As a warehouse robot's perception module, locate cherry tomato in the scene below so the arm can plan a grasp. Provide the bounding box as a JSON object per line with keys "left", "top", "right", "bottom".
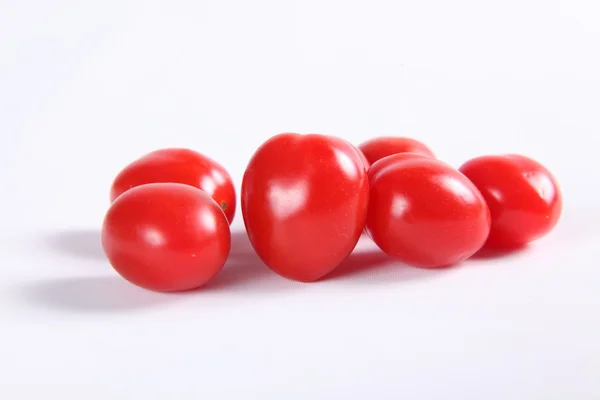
{"left": 367, "top": 152, "right": 431, "bottom": 178}
{"left": 358, "top": 136, "right": 435, "bottom": 166}
{"left": 459, "top": 154, "right": 562, "bottom": 249}
{"left": 242, "top": 133, "right": 369, "bottom": 282}
{"left": 110, "top": 148, "right": 236, "bottom": 224}
{"left": 102, "top": 183, "right": 230, "bottom": 292}
{"left": 367, "top": 157, "right": 491, "bottom": 268}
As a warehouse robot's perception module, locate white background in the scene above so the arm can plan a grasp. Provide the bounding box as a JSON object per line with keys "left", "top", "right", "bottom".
{"left": 1, "top": 0, "right": 599, "bottom": 398}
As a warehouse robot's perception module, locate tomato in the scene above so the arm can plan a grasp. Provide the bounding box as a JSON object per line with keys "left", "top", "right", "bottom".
{"left": 367, "top": 157, "right": 491, "bottom": 268}
{"left": 241, "top": 133, "right": 369, "bottom": 282}
{"left": 366, "top": 152, "right": 431, "bottom": 178}
{"left": 358, "top": 136, "right": 435, "bottom": 166}
{"left": 101, "top": 183, "right": 230, "bottom": 292}
{"left": 110, "top": 148, "right": 236, "bottom": 224}
{"left": 459, "top": 154, "right": 562, "bottom": 249}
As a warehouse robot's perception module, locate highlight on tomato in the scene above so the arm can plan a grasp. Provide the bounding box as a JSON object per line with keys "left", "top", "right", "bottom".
{"left": 241, "top": 133, "right": 369, "bottom": 282}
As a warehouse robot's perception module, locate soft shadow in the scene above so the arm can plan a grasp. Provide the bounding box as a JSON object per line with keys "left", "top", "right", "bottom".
{"left": 42, "top": 229, "right": 104, "bottom": 260}
{"left": 19, "top": 276, "right": 174, "bottom": 313}
{"left": 202, "top": 231, "right": 301, "bottom": 293}
{"left": 226, "top": 230, "right": 260, "bottom": 261}
{"left": 470, "top": 244, "right": 529, "bottom": 260}
{"left": 324, "top": 250, "right": 394, "bottom": 280}
{"left": 323, "top": 248, "right": 451, "bottom": 284}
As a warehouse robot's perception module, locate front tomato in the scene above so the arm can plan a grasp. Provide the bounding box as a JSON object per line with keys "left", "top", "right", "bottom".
{"left": 102, "top": 183, "right": 231, "bottom": 292}
{"left": 367, "top": 157, "right": 491, "bottom": 268}
{"left": 242, "top": 133, "right": 369, "bottom": 282}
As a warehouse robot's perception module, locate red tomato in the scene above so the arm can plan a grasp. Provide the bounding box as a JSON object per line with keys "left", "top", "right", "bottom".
{"left": 359, "top": 136, "right": 435, "bottom": 166}
{"left": 367, "top": 158, "right": 491, "bottom": 268}
{"left": 242, "top": 133, "right": 369, "bottom": 282}
{"left": 102, "top": 183, "right": 230, "bottom": 292}
{"left": 367, "top": 152, "right": 431, "bottom": 178}
{"left": 110, "top": 148, "right": 236, "bottom": 224}
{"left": 459, "top": 154, "right": 562, "bottom": 249}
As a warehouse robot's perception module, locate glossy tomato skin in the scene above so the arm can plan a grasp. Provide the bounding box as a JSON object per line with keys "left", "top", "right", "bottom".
{"left": 102, "top": 183, "right": 230, "bottom": 292}
{"left": 359, "top": 137, "right": 435, "bottom": 166}
{"left": 367, "top": 158, "right": 491, "bottom": 268}
{"left": 459, "top": 154, "right": 562, "bottom": 249}
{"left": 110, "top": 148, "right": 236, "bottom": 224}
{"left": 242, "top": 133, "right": 369, "bottom": 282}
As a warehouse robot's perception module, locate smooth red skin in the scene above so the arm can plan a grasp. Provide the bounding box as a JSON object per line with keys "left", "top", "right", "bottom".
{"left": 102, "top": 183, "right": 231, "bottom": 292}
{"left": 459, "top": 154, "right": 562, "bottom": 249}
{"left": 367, "top": 158, "right": 491, "bottom": 268}
{"left": 359, "top": 137, "right": 435, "bottom": 166}
{"left": 110, "top": 148, "right": 236, "bottom": 224}
{"left": 242, "top": 133, "right": 369, "bottom": 282}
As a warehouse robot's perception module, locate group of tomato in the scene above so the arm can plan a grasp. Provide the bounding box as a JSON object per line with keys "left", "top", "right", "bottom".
{"left": 101, "top": 134, "right": 562, "bottom": 292}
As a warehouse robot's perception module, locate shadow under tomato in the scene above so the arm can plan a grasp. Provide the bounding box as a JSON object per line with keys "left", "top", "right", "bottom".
{"left": 18, "top": 276, "right": 175, "bottom": 313}
{"left": 216, "top": 233, "right": 454, "bottom": 287}
{"left": 202, "top": 231, "right": 302, "bottom": 293}
{"left": 321, "top": 244, "right": 453, "bottom": 285}
{"left": 469, "top": 244, "right": 529, "bottom": 260}
{"left": 25, "top": 229, "right": 454, "bottom": 313}
{"left": 323, "top": 250, "right": 394, "bottom": 280}
{"left": 41, "top": 229, "right": 105, "bottom": 261}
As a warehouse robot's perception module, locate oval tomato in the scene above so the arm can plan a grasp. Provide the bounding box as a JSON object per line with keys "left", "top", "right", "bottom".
{"left": 110, "top": 148, "right": 236, "bottom": 224}
{"left": 459, "top": 154, "right": 562, "bottom": 248}
{"left": 242, "top": 133, "right": 369, "bottom": 282}
{"left": 367, "top": 157, "right": 491, "bottom": 268}
{"left": 102, "top": 183, "right": 230, "bottom": 292}
{"left": 359, "top": 136, "right": 435, "bottom": 166}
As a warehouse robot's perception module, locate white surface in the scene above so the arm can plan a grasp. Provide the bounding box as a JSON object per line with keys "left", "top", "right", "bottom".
{"left": 1, "top": 0, "right": 599, "bottom": 398}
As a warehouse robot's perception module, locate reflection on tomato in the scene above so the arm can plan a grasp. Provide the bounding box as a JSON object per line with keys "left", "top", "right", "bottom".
{"left": 102, "top": 183, "right": 231, "bottom": 292}
{"left": 110, "top": 148, "right": 236, "bottom": 224}
{"left": 367, "top": 157, "right": 490, "bottom": 268}
{"left": 242, "top": 133, "right": 369, "bottom": 282}
{"left": 459, "top": 154, "right": 562, "bottom": 248}
{"left": 359, "top": 137, "right": 435, "bottom": 166}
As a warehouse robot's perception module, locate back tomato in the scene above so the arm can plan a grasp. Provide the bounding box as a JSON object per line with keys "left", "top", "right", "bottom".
{"left": 102, "top": 183, "right": 231, "bottom": 292}
{"left": 367, "top": 152, "right": 431, "bottom": 178}
{"left": 459, "top": 154, "right": 562, "bottom": 249}
{"left": 367, "top": 157, "right": 491, "bottom": 268}
{"left": 359, "top": 136, "right": 435, "bottom": 166}
{"left": 242, "top": 133, "right": 369, "bottom": 282}
{"left": 110, "top": 148, "right": 236, "bottom": 224}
